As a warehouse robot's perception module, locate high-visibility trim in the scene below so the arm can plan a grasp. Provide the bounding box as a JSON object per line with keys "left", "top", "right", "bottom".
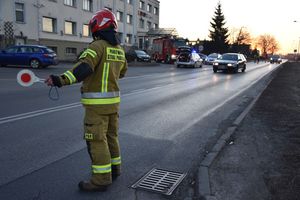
{"left": 79, "top": 48, "right": 97, "bottom": 59}
{"left": 101, "top": 62, "right": 109, "bottom": 92}
{"left": 111, "top": 156, "right": 121, "bottom": 165}
{"left": 92, "top": 164, "right": 111, "bottom": 174}
{"left": 63, "top": 70, "right": 77, "bottom": 84}
{"left": 81, "top": 97, "right": 120, "bottom": 105}
{"left": 81, "top": 91, "right": 120, "bottom": 98}
{"left": 84, "top": 133, "right": 93, "bottom": 140}
{"left": 106, "top": 47, "right": 125, "bottom": 62}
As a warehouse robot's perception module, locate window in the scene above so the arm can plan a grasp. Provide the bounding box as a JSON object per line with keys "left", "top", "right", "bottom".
{"left": 153, "top": 23, "right": 158, "bottom": 29}
{"left": 43, "top": 17, "right": 57, "bottom": 33}
{"left": 118, "top": 32, "right": 123, "bottom": 42}
{"left": 139, "top": 1, "right": 145, "bottom": 9}
{"left": 15, "top": 3, "right": 24, "bottom": 22}
{"left": 82, "top": 24, "right": 90, "bottom": 37}
{"left": 154, "top": 7, "right": 158, "bottom": 15}
{"left": 117, "top": 11, "right": 123, "bottom": 22}
{"left": 127, "top": 0, "right": 132, "bottom": 5}
{"left": 65, "top": 21, "right": 76, "bottom": 35}
{"left": 126, "top": 14, "right": 132, "bottom": 24}
{"left": 64, "top": 0, "right": 76, "bottom": 7}
{"left": 139, "top": 18, "right": 144, "bottom": 29}
{"left": 125, "top": 34, "right": 132, "bottom": 44}
{"left": 6, "top": 47, "right": 18, "bottom": 53}
{"left": 147, "top": 4, "right": 152, "bottom": 12}
{"left": 83, "top": 0, "right": 92, "bottom": 11}
{"left": 48, "top": 46, "right": 58, "bottom": 53}
{"left": 66, "top": 47, "right": 77, "bottom": 55}
{"left": 147, "top": 21, "right": 151, "bottom": 30}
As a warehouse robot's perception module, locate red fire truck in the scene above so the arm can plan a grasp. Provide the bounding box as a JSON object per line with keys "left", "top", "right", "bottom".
{"left": 151, "top": 36, "right": 188, "bottom": 63}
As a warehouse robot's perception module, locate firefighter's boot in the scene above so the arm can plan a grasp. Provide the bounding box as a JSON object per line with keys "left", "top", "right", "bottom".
{"left": 78, "top": 181, "right": 108, "bottom": 192}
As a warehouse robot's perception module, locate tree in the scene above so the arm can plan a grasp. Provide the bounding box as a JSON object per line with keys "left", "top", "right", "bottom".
{"left": 208, "top": 2, "right": 229, "bottom": 53}
{"left": 256, "top": 34, "right": 280, "bottom": 57}
{"left": 234, "top": 27, "right": 252, "bottom": 45}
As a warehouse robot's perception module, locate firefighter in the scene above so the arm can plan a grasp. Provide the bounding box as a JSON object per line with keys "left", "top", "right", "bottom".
{"left": 45, "top": 9, "right": 128, "bottom": 192}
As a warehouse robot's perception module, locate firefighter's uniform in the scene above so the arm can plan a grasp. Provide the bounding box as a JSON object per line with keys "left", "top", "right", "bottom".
{"left": 59, "top": 39, "right": 127, "bottom": 186}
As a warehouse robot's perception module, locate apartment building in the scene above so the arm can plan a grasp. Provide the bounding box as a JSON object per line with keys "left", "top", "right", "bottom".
{"left": 0, "top": 0, "right": 159, "bottom": 60}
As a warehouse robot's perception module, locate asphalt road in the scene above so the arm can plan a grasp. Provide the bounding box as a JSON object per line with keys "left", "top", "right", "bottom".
{"left": 0, "top": 61, "right": 281, "bottom": 200}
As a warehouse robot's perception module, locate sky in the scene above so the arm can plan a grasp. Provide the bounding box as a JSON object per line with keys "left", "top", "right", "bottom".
{"left": 159, "top": 0, "right": 300, "bottom": 54}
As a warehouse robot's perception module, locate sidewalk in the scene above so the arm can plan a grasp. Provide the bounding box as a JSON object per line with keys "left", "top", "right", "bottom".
{"left": 208, "top": 62, "right": 300, "bottom": 200}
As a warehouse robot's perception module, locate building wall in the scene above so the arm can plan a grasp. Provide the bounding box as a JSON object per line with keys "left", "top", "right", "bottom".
{"left": 0, "top": 0, "right": 160, "bottom": 61}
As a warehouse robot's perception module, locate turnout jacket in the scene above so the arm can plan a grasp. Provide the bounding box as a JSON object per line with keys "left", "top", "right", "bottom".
{"left": 59, "top": 39, "right": 128, "bottom": 114}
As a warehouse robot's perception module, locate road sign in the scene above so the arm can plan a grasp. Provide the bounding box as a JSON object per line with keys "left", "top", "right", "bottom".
{"left": 17, "top": 69, "right": 45, "bottom": 87}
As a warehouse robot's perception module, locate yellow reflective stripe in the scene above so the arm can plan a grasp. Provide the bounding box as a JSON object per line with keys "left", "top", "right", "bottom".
{"left": 81, "top": 97, "right": 120, "bottom": 105}
{"left": 111, "top": 156, "right": 121, "bottom": 165}
{"left": 92, "top": 164, "right": 111, "bottom": 174}
{"left": 63, "top": 70, "right": 76, "bottom": 84}
{"left": 79, "top": 48, "right": 97, "bottom": 59}
{"left": 106, "top": 47, "right": 125, "bottom": 62}
{"left": 101, "top": 62, "right": 109, "bottom": 92}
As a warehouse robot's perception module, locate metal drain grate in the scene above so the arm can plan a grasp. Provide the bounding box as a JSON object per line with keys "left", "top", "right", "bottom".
{"left": 131, "top": 168, "right": 186, "bottom": 195}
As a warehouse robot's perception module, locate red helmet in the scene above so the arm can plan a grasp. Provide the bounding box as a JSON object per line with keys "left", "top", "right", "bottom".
{"left": 89, "top": 9, "right": 118, "bottom": 34}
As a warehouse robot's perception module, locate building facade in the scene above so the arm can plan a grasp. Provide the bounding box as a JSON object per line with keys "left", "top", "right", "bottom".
{"left": 0, "top": 0, "right": 159, "bottom": 61}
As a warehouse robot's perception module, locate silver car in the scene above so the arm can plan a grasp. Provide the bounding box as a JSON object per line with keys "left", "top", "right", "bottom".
{"left": 176, "top": 52, "right": 203, "bottom": 68}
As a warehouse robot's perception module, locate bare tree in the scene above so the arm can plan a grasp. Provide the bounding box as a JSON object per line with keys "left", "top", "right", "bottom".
{"left": 256, "top": 34, "right": 280, "bottom": 56}
{"left": 229, "top": 27, "right": 252, "bottom": 45}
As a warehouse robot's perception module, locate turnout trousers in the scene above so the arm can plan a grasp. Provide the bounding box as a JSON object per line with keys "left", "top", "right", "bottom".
{"left": 84, "top": 107, "right": 121, "bottom": 186}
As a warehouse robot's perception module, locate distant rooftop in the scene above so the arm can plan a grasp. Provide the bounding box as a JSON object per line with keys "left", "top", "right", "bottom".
{"left": 147, "top": 28, "right": 179, "bottom": 37}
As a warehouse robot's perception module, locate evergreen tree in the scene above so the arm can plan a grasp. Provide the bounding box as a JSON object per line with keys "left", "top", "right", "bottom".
{"left": 209, "top": 2, "right": 229, "bottom": 53}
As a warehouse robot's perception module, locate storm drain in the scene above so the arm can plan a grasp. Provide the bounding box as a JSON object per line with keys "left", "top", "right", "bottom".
{"left": 131, "top": 168, "right": 186, "bottom": 195}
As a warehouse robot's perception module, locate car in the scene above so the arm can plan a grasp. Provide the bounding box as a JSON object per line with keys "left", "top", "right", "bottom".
{"left": 176, "top": 51, "right": 203, "bottom": 68}
{"left": 126, "top": 50, "right": 151, "bottom": 62}
{"left": 205, "top": 53, "right": 222, "bottom": 65}
{"left": 198, "top": 53, "right": 207, "bottom": 61}
{"left": 0, "top": 45, "right": 58, "bottom": 68}
{"left": 269, "top": 55, "right": 282, "bottom": 64}
{"left": 212, "top": 53, "right": 247, "bottom": 73}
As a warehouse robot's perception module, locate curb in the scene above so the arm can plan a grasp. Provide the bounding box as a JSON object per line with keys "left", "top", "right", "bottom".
{"left": 197, "top": 63, "right": 284, "bottom": 199}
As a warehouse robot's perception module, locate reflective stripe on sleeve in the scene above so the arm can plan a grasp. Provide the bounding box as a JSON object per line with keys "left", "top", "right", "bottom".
{"left": 92, "top": 164, "right": 111, "bottom": 174}
{"left": 63, "top": 70, "right": 77, "bottom": 84}
{"left": 111, "top": 157, "right": 121, "bottom": 165}
{"left": 81, "top": 91, "right": 120, "bottom": 98}
{"left": 81, "top": 97, "right": 120, "bottom": 105}
{"left": 79, "top": 48, "right": 97, "bottom": 59}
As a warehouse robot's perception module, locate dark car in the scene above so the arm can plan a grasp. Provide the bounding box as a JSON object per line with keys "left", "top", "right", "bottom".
{"left": 176, "top": 52, "right": 203, "bottom": 68}
{"left": 269, "top": 55, "right": 282, "bottom": 64}
{"left": 126, "top": 50, "right": 151, "bottom": 62}
{"left": 0, "top": 45, "right": 58, "bottom": 68}
{"left": 213, "top": 53, "right": 246, "bottom": 73}
{"left": 205, "top": 53, "right": 222, "bottom": 65}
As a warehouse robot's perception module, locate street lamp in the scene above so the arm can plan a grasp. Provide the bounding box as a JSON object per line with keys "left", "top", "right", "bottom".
{"left": 293, "top": 20, "right": 300, "bottom": 60}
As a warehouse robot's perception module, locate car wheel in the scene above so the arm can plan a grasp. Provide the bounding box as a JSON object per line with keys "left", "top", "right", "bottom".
{"left": 213, "top": 68, "right": 217, "bottom": 73}
{"left": 234, "top": 67, "right": 239, "bottom": 73}
{"left": 30, "top": 59, "right": 40, "bottom": 68}
{"left": 177, "top": 64, "right": 180, "bottom": 68}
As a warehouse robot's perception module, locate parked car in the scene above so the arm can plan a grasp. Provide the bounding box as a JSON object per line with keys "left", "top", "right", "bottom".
{"left": 212, "top": 53, "right": 247, "bottom": 73}
{"left": 269, "top": 55, "right": 282, "bottom": 64}
{"left": 126, "top": 50, "right": 151, "bottom": 62}
{"left": 205, "top": 53, "right": 222, "bottom": 65}
{"left": 0, "top": 45, "right": 58, "bottom": 68}
{"left": 176, "top": 51, "right": 203, "bottom": 68}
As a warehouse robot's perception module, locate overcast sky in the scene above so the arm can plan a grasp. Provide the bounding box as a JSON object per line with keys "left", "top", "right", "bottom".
{"left": 159, "top": 0, "right": 300, "bottom": 54}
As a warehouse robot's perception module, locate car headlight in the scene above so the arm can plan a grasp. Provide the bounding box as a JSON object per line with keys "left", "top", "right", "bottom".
{"left": 214, "top": 63, "right": 219, "bottom": 66}
{"left": 227, "top": 63, "right": 233, "bottom": 67}
{"left": 171, "top": 54, "right": 176, "bottom": 59}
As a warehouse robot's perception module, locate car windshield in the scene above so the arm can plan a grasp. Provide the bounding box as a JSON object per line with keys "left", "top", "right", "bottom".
{"left": 208, "top": 53, "right": 219, "bottom": 58}
{"left": 221, "top": 54, "right": 238, "bottom": 61}
{"left": 135, "top": 50, "right": 147, "bottom": 55}
{"left": 271, "top": 55, "right": 280, "bottom": 59}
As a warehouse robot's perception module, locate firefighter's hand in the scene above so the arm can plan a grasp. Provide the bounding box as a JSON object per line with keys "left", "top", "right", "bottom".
{"left": 45, "top": 75, "right": 62, "bottom": 88}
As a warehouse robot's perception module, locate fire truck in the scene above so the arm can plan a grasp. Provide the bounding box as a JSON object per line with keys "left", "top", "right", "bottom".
{"left": 151, "top": 36, "right": 188, "bottom": 63}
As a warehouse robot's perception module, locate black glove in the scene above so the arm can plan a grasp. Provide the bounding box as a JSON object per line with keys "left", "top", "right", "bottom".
{"left": 50, "top": 75, "right": 62, "bottom": 88}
